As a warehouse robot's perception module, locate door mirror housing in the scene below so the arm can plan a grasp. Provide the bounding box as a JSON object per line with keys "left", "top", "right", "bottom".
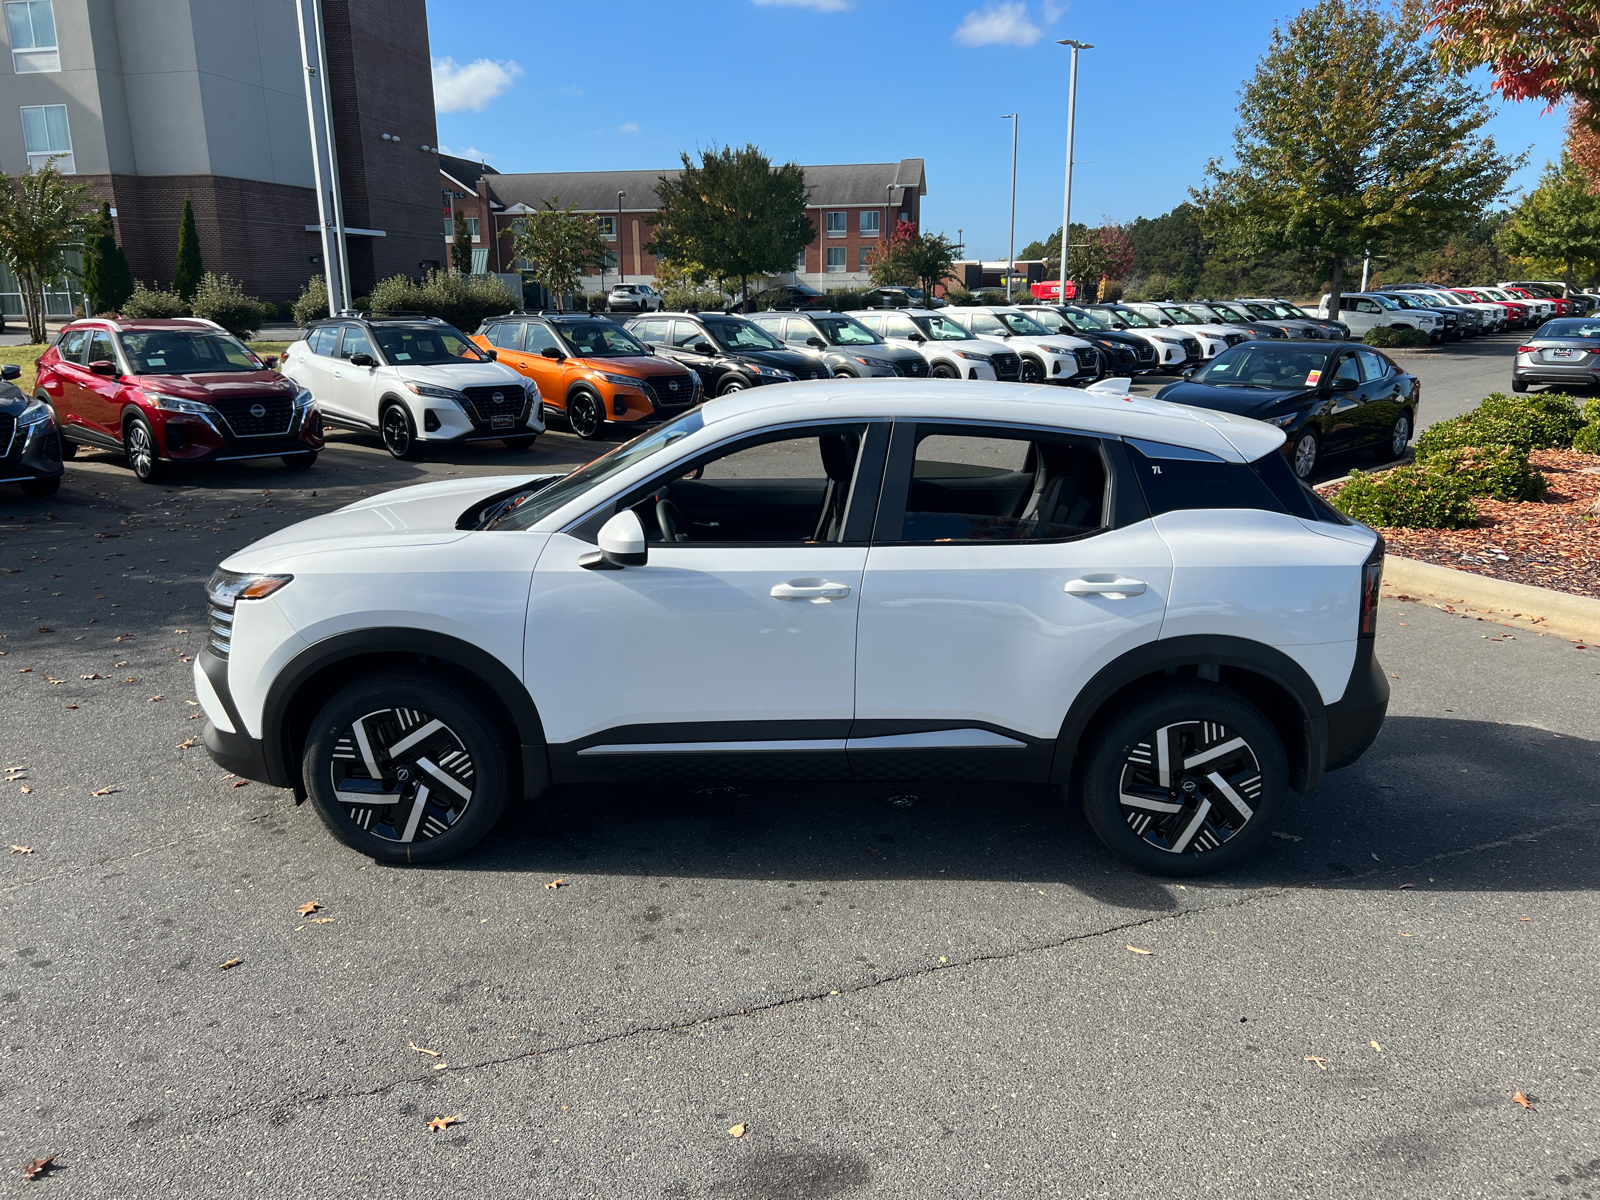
{"left": 540, "top": 346, "right": 564, "bottom": 360}
{"left": 1330, "top": 375, "right": 1360, "bottom": 392}
{"left": 580, "top": 509, "right": 648, "bottom": 570}
{"left": 0, "top": 363, "right": 20, "bottom": 380}
{"left": 262, "top": 355, "right": 279, "bottom": 370}
{"left": 806, "top": 336, "right": 827, "bottom": 349}
{"left": 483, "top": 349, "right": 498, "bottom": 361}
{"left": 692, "top": 341, "right": 716, "bottom": 356}
{"left": 908, "top": 332, "right": 927, "bottom": 343}
{"left": 348, "top": 352, "right": 376, "bottom": 368}
{"left": 1180, "top": 367, "right": 1196, "bottom": 380}
{"left": 89, "top": 359, "right": 117, "bottom": 376}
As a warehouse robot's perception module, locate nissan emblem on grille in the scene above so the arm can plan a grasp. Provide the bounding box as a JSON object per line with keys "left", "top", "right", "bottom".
{"left": 250, "top": 403, "right": 266, "bottom": 418}
{"left": 492, "top": 392, "right": 503, "bottom": 403}
{"left": 668, "top": 380, "right": 678, "bottom": 391}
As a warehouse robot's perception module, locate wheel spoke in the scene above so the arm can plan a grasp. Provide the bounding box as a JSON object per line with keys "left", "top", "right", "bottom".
{"left": 416, "top": 756, "right": 471, "bottom": 801}
{"left": 1205, "top": 770, "right": 1254, "bottom": 821}
{"left": 328, "top": 706, "right": 474, "bottom": 846}
{"left": 388, "top": 718, "right": 445, "bottom": 757}
{"left": 351, "top": 714, "right": 385, "bottom": 780}
{"left": 1169, "top": 797, "right": 1212, "bottom": 853}
{"left": 398, "top": 784, "right": 430, "bottom": 843}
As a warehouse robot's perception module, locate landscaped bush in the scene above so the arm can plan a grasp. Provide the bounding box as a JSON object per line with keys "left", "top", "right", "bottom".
{"left": 1583, "top": 397, "right": 1600, "bottom": 424}
{"left": 1414, "top": 391, "right": 1587, "bottom": 458}
{"left": 292, "top": 275, "right": 328, "bottom": 326}
{"left": 943, "top": 288, "right": 976, "bottom": 306}
{"left": 662, "top": 287, "right": 724, "bottom": 312}
{"left": 1331, "top": 464, "right": 1478, "bottom": 529}
{"left": 1571, "top": 422, "right": 1600, "bottom": 453}
{"left": 189, "top": 272, "right": 269, "bottom": 339}
{"left": 1363, "top": 324, "right": 1431, "bottom": 348}
{"left": 120, "top": 283, "right": 188, "bottom": 319}
{"left": 1424, "top": 444, "right": 1547, "bottom": 502}
{"left": 1098, "top": 280, "right": 1125, "bottom": 302}
{"left": 367, "top": 270, "right": 518, "bottom": 332}
{"left": 824, "top": 287, "right": 870, "bottom": 311}
{"left": 976, "top": 289, "right": 1011, "bottom": 306}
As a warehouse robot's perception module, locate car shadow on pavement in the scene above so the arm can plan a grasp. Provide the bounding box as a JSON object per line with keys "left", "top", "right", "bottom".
{"left": 458, "top": 716, "right": 1598, "bottom": 905}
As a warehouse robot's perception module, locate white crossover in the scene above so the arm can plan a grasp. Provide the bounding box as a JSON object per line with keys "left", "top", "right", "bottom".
{"left": 850, "top": 308, "right": 1022, "bottom": 381}
{"left": 938, "top": 305, "right": 1102, "bottom": 384}
{"left": 198, "top": 380, "right": 1390, "bottom": 875}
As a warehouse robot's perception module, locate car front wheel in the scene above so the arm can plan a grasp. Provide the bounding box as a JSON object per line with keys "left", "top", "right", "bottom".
{"left": 1078, "top": 682, "right": 1287, "bottom": 876}
{"left": 381, "top": 403, "right": 423, "bottom": 460}
{"left": 1019, "top": 357, "right": 1045, "bottom": 384}
{"left": 125, "top": 416, "right": 165, "bottom": 483}
{"left": 567, "top": 391, "right": 605, "bottom": 439}
{"left": 1290, "top": 428, "right": 1320, "bottom": 480}
{"left": 301, "top": 669, "right": 513, "bottom": 864}
{"left": 930, "top": 362, "right": 958, "bottom": 379}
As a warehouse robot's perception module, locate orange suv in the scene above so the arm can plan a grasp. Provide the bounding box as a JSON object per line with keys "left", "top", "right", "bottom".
{"left": 472, "top": 313, "right": 700, "bottom": 440}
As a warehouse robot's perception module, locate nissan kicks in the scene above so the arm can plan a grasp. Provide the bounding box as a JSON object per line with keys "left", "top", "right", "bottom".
{"left": 0, "top": 363, "right": 62, "bottom": 497}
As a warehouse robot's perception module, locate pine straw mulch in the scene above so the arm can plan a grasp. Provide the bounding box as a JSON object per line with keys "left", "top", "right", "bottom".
{"left": 1316, "top": 448, "right": 1600, "bottom": 599}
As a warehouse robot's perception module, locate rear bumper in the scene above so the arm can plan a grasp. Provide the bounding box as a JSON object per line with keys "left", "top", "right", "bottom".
{"left": 1513, "top": 364, "right": 1599, "bottom": 384}
{"left": 1323, "top": 640, "right": 1390, "bottom": 772}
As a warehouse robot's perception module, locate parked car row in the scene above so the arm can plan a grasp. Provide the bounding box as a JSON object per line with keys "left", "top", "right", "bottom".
{"left": 1316, "top": 282, "right": 1597, "bottom": 342}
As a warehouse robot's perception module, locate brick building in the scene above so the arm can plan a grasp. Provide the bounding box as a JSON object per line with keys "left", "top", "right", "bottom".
{"left": 439, "top": 155, "right": 926, "bottom": 294}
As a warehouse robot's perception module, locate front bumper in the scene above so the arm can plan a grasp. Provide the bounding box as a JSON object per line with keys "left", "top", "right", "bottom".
{"left": 158, "top": 404, "right": 325, "bottom": 462}
{"left": 0, "top": 415, "right": 64, "bottom": 484}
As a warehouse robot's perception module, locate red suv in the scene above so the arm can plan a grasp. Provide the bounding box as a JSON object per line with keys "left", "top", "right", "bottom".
{"left": 36, "top": 317, "right": 323, "bottom": 483}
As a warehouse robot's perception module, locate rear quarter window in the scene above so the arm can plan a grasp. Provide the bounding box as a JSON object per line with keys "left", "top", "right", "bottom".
{"left": 1124, "top": 438, "right": 1287, "bottom": 517}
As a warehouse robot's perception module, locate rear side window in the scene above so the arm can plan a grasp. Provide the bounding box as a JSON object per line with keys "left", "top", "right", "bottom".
{"left": 632, "top": 318, "right": 669, "bottom": 344}
{"left": 306, "top": 326, "right": 336, "bottom": 356}
{"left": 1124, "top": 438, "right": 1286, "bottom": 517}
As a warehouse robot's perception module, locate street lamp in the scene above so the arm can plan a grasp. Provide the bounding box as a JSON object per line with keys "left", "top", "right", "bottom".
{"left": 1055, "top": 39, "right": 1093, "bottom": 306}
{"left": 1002, "top": 113, "right": 1018, "bottom": 302}
{"left": 617, "top": 190, "right": 625, "bottom": 286}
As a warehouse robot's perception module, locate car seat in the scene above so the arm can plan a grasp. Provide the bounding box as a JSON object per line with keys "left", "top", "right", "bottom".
{"left": 811, "top": 433, "right": 860, "bottom": 542}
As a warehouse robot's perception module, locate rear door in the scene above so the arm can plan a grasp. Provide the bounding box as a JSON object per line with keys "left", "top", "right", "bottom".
{"left": 47, "top": 329, "right": 91, "bottom": 436}
{"left": 1355, "top": 348, "right": 1404, "bottom": 445}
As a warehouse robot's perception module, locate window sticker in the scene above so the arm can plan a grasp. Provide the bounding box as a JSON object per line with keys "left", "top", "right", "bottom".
{"left": 146, "top": 357, "right": 166, "bottom": 366}
{"left": 394, "top": 352, "right": 411, "bottom": 361}
{"left": 1304, "top": 369, "right": 1321, "bottom": 386}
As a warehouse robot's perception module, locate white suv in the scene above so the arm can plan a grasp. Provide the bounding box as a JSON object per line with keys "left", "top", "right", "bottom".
{"left": 197, "top": 381, "right": 1389, "bottom": 876}
{"left": 938, "top": 305, "right": 1101, "bottom": 385}
{"left": 851, "top": 308, "right": 1023, "bottom": 381}
{"left": 1123, "top": 302, "right": 1246, "bottom": 359}
{"left": 281, "top": 315, "right": 544, "bottom": 460}
{"left": 1317, "top": 293, "right": 1441, "bottom": 339}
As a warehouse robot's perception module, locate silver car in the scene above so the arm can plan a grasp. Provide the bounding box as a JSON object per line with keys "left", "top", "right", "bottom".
{"left": 607, "top": 284, "right": 663, "bottom": 313}
{"left": 1512, "top": 317, "right": 1600, "bottom": 392}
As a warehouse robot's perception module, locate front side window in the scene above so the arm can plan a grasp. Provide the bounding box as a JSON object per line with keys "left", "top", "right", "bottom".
{"left": 522, "top": 322, "right": 562, "bottom": 355}
{"left": 20, "top": 103, "right": 70, "bottom": 171}
{"left": 883, "top": 428, "right": 1108, "bottom": 544}
{"left": 671, "top": 321, "right": 706, "bottom": 349}
{"left": 882, "top": 314, "right": 920, "bottom": 340}
{"left": 782, "top": 321, "right": 816, "bottom": 348}
{"left": 6, "top": 1, "right": 57, "bottom": 73}
{"left": 119, "top": 330, "right": 262, "bottom": 373}
{"left": 997, "top": 312, "right": 1049, "bottom": 336}
{"left": 825, "top": 247, "right": 846, "bottom": 273}
{"left": 826, "top": 211, "right": 846, "bottom": 237}
{"left": 860, "top": 210, "right": 880, "bottom": 237}
{"left": 86, "top": 330, "right": 115, "bottom": 366}
{"left": 813, "top": 316, "right": 877, "bottom": 346}
{"left": 704, "top": 316, "right": 783, "bottom": 351}
{"left": 911, "top": 314, "right": 972, "bottom": 341}
{"left": 337, "top": 327, "right": 374, "bottom": 361}
{"left": 969, "top": 312, "right": 1007, "bottom": 336}
{"left": 1333, "top": 352, "right": 1363, "bottom": 384}
{"left": 372, "top": 325, "right": 487, "bottom": 364}
{"left": 1058, "top": 308, "right": 1110, "bottom": 332}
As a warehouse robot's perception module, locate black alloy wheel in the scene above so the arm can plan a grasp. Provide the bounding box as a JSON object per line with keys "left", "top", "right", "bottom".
{"left": 502, "top": 435, "right": 537, "bottom": 450}
{"left": 381, "top": 403, "right": 424, "bottom": 460}
{"left": 1290, "top": 428, "right": 1320, "bottom": 481}
{"left": 1384, "top": 412, "right": 1412, "bottom": 461}
{"left": 930, "top": 362, "right": 959, "bottom": 379}
{"left": 1079, "top": 683, "right": 1286, "bottom": 876}
{"left": 124, "top": 415, "right": 164, "bottom": 483}
{"left": 1019, "top": 356, "right": 1045, "bottom": 384}
{"left": 566, "top": 391, "right": 604, "bottom": 440}
{"left": 302, "top": 670, "right": 512, "bottom": 864}
{"left": 282, "top": 451, "right": 318, "bottom": 469}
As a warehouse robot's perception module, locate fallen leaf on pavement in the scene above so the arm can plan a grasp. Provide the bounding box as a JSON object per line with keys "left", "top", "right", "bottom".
{"left": 63, "top": 704, "right": 77, "bottom": 710}
{"left": 10, "top": 845, "right": 33, "bottom": 854}
{"left": 80, "top": 673, "right": 102, "bottom": 680}
{"left": 19, "top": 787, "right": 30, "bottom": 794}
{"left": 121, "top": 677, "right": 135, "bottom": 683}
{"left": 1371, "top": 1041, "right": 1383, "bottom": 1052}
{"left": 22, "top": 1155, "right": 55, "bottom": 1180}
{"left": 306, "top": 917, "right": 334, "bottom": 925}
{"left": 148, "top": 695, "right": 163, "bottom": 702}
{"left": 1271, "top": 831, "right": 1302, "bottom": 841}
{"left": 728, "top": 1123, "right": 746, "bottom": 1138}
{"left": 176, "top": 629, "right": 188, "bottom": 634}
{"left": 219, "top": 958, "right": 241, "bottom": 970}
{"left": 186, "top": 713, "right": 200, "bottom": 719}
{"left": 433, "top": 1061, "right": 448, "bottom": 1070}
{"left": 1125, "top": 945, "right": 1152, "bottom": 955}
{"left": 408, "top": 1041, "right": 441, "bottom": 1057}
{"left": 45, "top": 677, "right": 64, "bottom": 684}
{"left": 426, "top": 1114, "right": 462, "bottom": 1132}
{"left": 177, "top": 739, "right": 197, "bottom": 749}
{"left": 1305, "top": 1056, "right": 1328, "bottom": 1070}
{"left": 90, "top": 785, "right": 118, "bottom": 796}
{"left": 544, "top": 878, "right": 565, "bottom": 889}
{"left": 295, "top": 901, "right": 322, "bottom": 915}
{"left": 16, "top": 668, "right": 31, "bottom": 674}
{"left": 230, "top": 780, "right": 248, "bottom": 788}
{"left": 185, "top": 700, "right": 199, "bottom": 706}
{"left": 1513, "top": 1091, "right": 1534, "bottom": 1110}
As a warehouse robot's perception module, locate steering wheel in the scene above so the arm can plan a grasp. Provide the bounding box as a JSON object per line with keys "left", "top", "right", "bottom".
{"left": 655, "top": 498, "right": 690, "bottom": 542}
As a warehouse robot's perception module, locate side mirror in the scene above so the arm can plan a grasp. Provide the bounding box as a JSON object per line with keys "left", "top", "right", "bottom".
{"left": 692, "top": 341, "right": 715, "bottom": 355}
{"left": 1331, "top": 375, "right": 1360, "bottom": 392}
{"left": 1159, "top": 319, "right": 1173, "bottom": 326}
{"left": 1181, "top": 367, "right": 1196, "bottom": 380}
{"left": 1, "top": 363, "right": 20, "bottom": 380}
{"left": 908, "top": 332, "right": 927, "bottom": 343}
{"left": 580, "top": 509, "right": 648, "bottom": 570}
{"left": 806, "top": 336, "right": 827, "bottom": 349}
{"left": 348, "top": 352, "right": 375, "bottom": 368}
{"left": 263, "top": 355, "right": 279, "bottom": 370}
{"left": 540, "top": 346, "right": 564, "bottom": 360}
{"left": 484, "top": 349, "right": 498, "bottom": 361}
{"left": 89, "top": 359, "right": 117, "bottom": 376}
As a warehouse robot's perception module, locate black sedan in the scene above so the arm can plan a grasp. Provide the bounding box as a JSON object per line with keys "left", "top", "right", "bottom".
{"left": 1019, "top": 304, "right": 1161, "bottom": 375}
{"left": 739, "top": 284, "right": 826, "bottom": 312}
{"left": 625, "top": 312, "right": 831, "bottom": 396}
{"left": 1513, "top": 318, "right": 1600, "bottom": 393}
{"left": 0, "top": 364, "right": 64, "bottom": 497}
{"left": 1156, "top": 341, "right": 1420, "bottom": 480}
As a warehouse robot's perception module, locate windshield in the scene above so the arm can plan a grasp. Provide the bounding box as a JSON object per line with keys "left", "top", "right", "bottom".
{"left": 1369, "top": 294, "right": 1402, "bottom": 310}
{"left": 1194, "top": 343, "right": 1333, "bottom": 388}
{"left": 1157, "top": 307, "right": 1204, "bottom": 326}
{"left": 1237, "top": 303, "right": 1278, "bottom": 321}
{"left": 912, "top": 314, "right": 973, "bottom": 341}
{"left": 1537, "top": 319, "right": 1600, "bottom": 339}
{"left": 374, "top": 325, "right": 487, "bottom": 365}
{"left": 483, "top": 409, "right": 705, "bottom": 532}
{"left": 705, "top": 317, "right": 783, "bottom": 351}
{"left": 554, "top": 320, "right": 648, "bottom": 357}
{"left": 997, "top": 312, "right": 1049, "bottom": 336}
{"left": 1093, "top": 306, "right": 1157, "bottom": 328}
{"left": 119, "top": 330, "right": 264, "bottom": 374}
{"left": 1388, "top": 294, "right": 1424, "bottom": 309}
{"left": 1056, "top": 307, "right": 1110, "bottom": 332}
{"left": 1259, "top": 301, "right": 1303, "bottom": 319}
{"left": 1202, "top": 302, "right": 1248, "bottom": 323}
{"left": 813, "top": 316, "right": 878, "bottom": 346}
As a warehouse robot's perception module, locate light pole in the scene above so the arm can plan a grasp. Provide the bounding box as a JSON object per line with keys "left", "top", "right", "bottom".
{"left": 1002, "top": 113, "right": 1017, "bottom": 302}
{"left": 617, "top": 190, "right": 625, "bottom": 287}
{"left": 1055, "top": 39, "right": 1092, "bottom": 307}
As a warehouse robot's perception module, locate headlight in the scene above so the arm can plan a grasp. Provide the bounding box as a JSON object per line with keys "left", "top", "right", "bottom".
{"left": 16, "top": 397, "right": 52, "bottom": 426}
{"left": 148, "top": 393, "right": 214, "bottom": 415}
{"left": 403, "top": 381, "right": 465, "bottom": 401}
{"left": 523, "top": 378, "right": 540, "bottom": 399}
{"left": 747, "top": 363, "right": 794, "bottom": 379}
{"left": 291, "top": 387, "right": 315, "bottom": 410}
{"left": 592, "top": 371, "right": 644, "bottom": 389}
{"left": 1264, "top": 413, "right": 1297, "bottom": 428}
{"left": 205, "top": 568, "right": 293, "bottom": 611}
{"left": 1041, "top": 344, "right": 1076, "bottom": 354}
{"left": 1152, "top": 336, "right": 1181, "bottom": 346}
{"left": 955, "top": 349, "right": 991, "bottom": 361}
{"left": 855, "top": 356, "right": 895, "bottom": 371}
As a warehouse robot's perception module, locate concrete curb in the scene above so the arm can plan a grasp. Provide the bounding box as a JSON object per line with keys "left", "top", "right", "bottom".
{"left": 1382, "top": 555, "right": 1600, "bottom": 642}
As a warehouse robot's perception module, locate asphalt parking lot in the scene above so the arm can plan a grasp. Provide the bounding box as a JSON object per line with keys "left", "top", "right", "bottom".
{"left": 4, "top": 335, "right": 1597, "bottom": 1199}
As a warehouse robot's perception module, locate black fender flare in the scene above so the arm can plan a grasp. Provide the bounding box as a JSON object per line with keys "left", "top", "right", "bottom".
{"left": 261, "top": 628, "right": 550, "bottom": 800}
{"left": 563, "top": 380, "right": 603, "bottom": 407}
{"left": 1049, "top": 634, "right": 1330, "bottom": 794}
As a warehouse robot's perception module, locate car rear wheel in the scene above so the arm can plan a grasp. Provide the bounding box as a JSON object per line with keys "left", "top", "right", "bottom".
{"left": 380, "top": 402, "right": 423, "bottom": 460}
{"left": 301, "top": 669, "right": 513, "bottom": 864}
{"left": 1078, "top": 682, "right": 1287, "bottom": 876}
{"left": 124, "top": 416, "right": 165, "bottom": 483}
{"left": 282, "top": 451, "right": 318, "bottom": 469}
{"left": 502, "top": 435, "right": 537, "bottom": 450}
{"left": 566, "top": 391, "right": 605, "bottom": 439}
{"left": 1511, "top": 378, "right": 1529, "bottom": 393}
{"left": 1290, "top": 428, "right": 1320, "bottom": 480}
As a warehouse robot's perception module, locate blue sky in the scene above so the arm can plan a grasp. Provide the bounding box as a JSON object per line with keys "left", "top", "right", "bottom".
{"left": 426, "top": 0, "right": 1562, "bottom": 262}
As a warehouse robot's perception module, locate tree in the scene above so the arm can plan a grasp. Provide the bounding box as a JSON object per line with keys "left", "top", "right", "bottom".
{"left": 1018, "top": 222, "right": 1134, "bottom": 297}
{"left": 1496, "top": 154, "right": 1600, "bottom": 288}
{"left": 504, "top": 198, "right": 607, "bottom": 309}
{"left": 0, "top": 161, "right": 96, "bottom": 342}
{"left": 648, "top": 143, "right": 814, "bottom": 309}
{"left": 80, "top": 201, "right": 133, "bottom": 315}
{"left": 452, "top": 208, "right": 474, "bottom": 274}
{"left": 865, "top": 219, "right": 920, "bottom": 287}
{"left": 173, "top": 197, "right": 203, "bottom": 302}
{"left": 1194, "top": 0, "right": 1517, "bottom": 318}
{"left": 901, "top": 229, "right": 961, "bottom": 301}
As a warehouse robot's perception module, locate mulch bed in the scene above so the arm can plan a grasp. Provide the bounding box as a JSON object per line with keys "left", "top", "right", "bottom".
{"left": 1316, "top": 449, "right": 1600, "bottom": 599}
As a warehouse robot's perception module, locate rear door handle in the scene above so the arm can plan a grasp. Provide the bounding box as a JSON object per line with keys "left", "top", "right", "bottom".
{"left": 1064, "top": 577, "right": 1147, "bottom": 598}
{"left": 771, "top": 579, "right": 852, "bottom": 602}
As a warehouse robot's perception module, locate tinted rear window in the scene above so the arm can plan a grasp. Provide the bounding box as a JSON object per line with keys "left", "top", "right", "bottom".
{"left": 1125, "top": 439, "right": 1287, "bottom": 517}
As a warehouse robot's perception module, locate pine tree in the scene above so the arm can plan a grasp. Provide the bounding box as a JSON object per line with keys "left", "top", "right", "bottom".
{"left": 453, "top": 208, "right": 474, "bottom": 275}
{"left": 173, "top": 197, "right": 203, "bottom": 302}
{"left": 81, "top": 202, "right": 132, "bottom": 314}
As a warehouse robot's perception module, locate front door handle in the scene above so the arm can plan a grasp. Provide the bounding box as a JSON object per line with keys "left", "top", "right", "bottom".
{"left": 771, "top": 579, "right": 852, "bottom": 602}
{"left": 1065, "top": 577, "right": 1147, "bottom": 598}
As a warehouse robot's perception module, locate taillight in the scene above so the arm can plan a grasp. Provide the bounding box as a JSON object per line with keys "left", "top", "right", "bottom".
{"left": 1359, "top": 545, "right": 1384, "bottom": 636}
{"left": 1516, "top": 345, "right": 1535, "bottom": 353}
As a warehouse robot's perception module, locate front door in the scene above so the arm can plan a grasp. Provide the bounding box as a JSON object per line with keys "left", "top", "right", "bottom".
{"left": 1323, "top": 350, "right": 1371, "bottom": 451}
{"left": 78, "top": 329, "right": 125, "bottom": 438}
{"left": 329, "top": 324, "right": 382, "bottom": 425}
{"left": 516, "top": 322, "right": 574, "bottom": 419}
{"left": 665, "top": 319, "right": 720, "bottom": 391}
{"left": 527, "top": 422, "right": 884, "bottom": 779}
{"left": 851, "top": 422, "right": 1172, "bottom": 780}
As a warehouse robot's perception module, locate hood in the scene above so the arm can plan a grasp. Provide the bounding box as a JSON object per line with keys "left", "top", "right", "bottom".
{"left": 130, "top": 370, "right": 299, "bottom": 399}
{"left": 223, "top": 472, "right": 558, "bottom": 570}
{"left": 1154, "top": 381, "right": 1309, "bottom": 419}
{"left": 391, "top": 360, "right": 529, "bottom": 390}
{"left": 730, "top": 347, "right": 829, "bottom": 372}
{"left": 573, "top": 354, "right": 693, "bottom": 378}
{"left": 0, "top": 384, "right": 29, "bottom": 410}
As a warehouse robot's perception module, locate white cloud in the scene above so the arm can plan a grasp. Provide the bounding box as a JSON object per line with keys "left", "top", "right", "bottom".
{"left": 432, "top": 57, "right": 523, "bottom": 113}
{"left": 617, "top": 122, "right": 640, "bottom": 134}
{"left": 1039, "top": 0, "right": 1068, "bottom": 22}
{"left": 437, "top": 143, "right": 495, "bottom": 164}
{"left": 954, "top": 2, "right": 1042, "bottom": 46}
{"left": 751, "top": 0, "right": 853, "bottom": 10}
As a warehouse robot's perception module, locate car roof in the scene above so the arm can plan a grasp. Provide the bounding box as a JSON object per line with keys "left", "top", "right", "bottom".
{"left": 67, "top": 317, "right": 224, "bottom": 333}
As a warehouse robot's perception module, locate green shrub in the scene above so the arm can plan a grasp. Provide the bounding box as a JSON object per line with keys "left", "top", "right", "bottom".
{"left": 292, "top": 275, "right": 328, "bottom": 326}
{"left": 1583, "top": 397, "right": 1600, "bottom": 424}
{"left": 586, "top": 291, "right": 607, "bottom": 312}
{"left": 1098, "top": 280, "right": 1125, "bottom": 302}
{"left": 367, "top": 270, "right": 518, "bottom": 332}
{"left": 1573, "top": 422, "right": 1600, "bottom": 454}
{"left": 1363, "top": 324, "right": 1430, "bottom": 348}
{"left": 1331, "top": 464, "right": 1478, "bottom": 529}
{"left": 944, "top": 287, "right": 976, "bottom": 306}
{"left": 662, "top": 286, "right": 724, "bottom": 312}
{"left": 824, "top": 287, "right": 870, "bottom": 311}
{"left": 1425, "top": 445, "right": 1546, "bottom": 501}
{"left": 120, "top": 283, "right": 188, "bottom": 319}
{"left": 976, "top": 289, "right": 1011, "bottom": 306}
{"left": 189, "top": 271, "right": 269, "bottom": 339}
{"left": 1476, "top": 391, "right": 1585, "bottom": 448}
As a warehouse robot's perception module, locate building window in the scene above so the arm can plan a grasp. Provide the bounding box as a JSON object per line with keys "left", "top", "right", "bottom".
{"left": 826, "top": 211, "right": 846, "bottom": 238}
{"left": 444, "top": 216, "right": 480, "bottom": 240}
{"left": 858, "top": 246, "right": 871, "bottom": 272}
{"left": 597, "top": 216, "right": 616, "bottom": 241}
{"left": 6, "top": 1, "right": 57, "bottom": 73}
{"left": 899, "top": 210, "right": 910, "bottom": 224}
{"left": 470, "top": 248, "right": 488, "bottom": 274}
{"left": 601, "top": 250, "right": 617, "bottom": 272}
{"left": 825, "top": 247, "right": 846, "bottom": 273}
{"left": 795, "top": 248, "right": 807, "bottom": 272}
{"left": 860, "top": 211, "right": 880, "bottom": 238}
{"left": 20, "top": 103, "right": 70, "bottom": 172}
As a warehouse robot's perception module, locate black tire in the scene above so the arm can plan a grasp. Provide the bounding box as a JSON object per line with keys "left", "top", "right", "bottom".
{"left": 1078, "top": 682, "right": 1288, "bottom": 877}
{"left": 282, "top": 451, "right": 318, "bottom": 469}
{"left": 832, "top": 368, "right": 859, "bottom": 379}
{"left": 718, "top": 377, "right": 748, "bottom": 397}
{"left": 1289, "top": 428, "right": 1320, "bottom": 481}
{"left": 1382, "top": 411, "right": 1412, "bottom": 461}
{"left": 1511, "top": 378, "right": 1529, "bottom": 393}
{"left": 566, "top": 390, "right": 605, "bottom": 440}
{"left": 124, "top": 415, "right": 165, "bottom": 483}
{"left": 19, "top": 474, "right": 60, "bottom": 498}
{"left": 301, "top": 669, "right": 514, "bottom": 864}
{"left": 1019, "top": 356, "right": 1045, "bottom": 384}
{"left": 930, "top": 362, "right": 959, "bottom": 379}
{"left": 380, "top": 402, "right": 424, "bottom": 460}
{"left": 502, "top": 435, "right": 537, "bottom": 450}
